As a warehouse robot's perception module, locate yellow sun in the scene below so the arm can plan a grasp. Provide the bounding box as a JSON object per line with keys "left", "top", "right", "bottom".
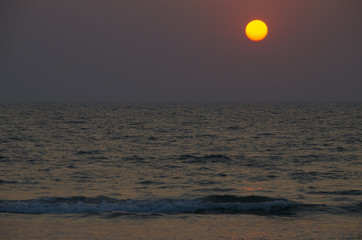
{"left": 245, "top": 20, "right": 268, "bottom": 41}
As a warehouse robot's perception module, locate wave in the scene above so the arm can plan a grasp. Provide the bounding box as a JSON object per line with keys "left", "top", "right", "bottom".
{"left": 0, "top": 179, "right": 18, "bottom": 184}
{"left": 177, "top": 154, "right": 233, "bottom": 164}
{"left": 0, "top": 195, "right": 297, "bottom": 215}
{"left": 307, "top": 190, "right": 362, "bottom": 196}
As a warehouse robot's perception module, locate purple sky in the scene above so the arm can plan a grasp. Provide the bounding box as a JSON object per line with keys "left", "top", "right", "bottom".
{"left": 1, "top": 0, "right": 361, "bottom": 102}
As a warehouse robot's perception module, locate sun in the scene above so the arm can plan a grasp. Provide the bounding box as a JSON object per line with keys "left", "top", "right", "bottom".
{"left": 245, "top": 20, "right": 268, "bottom": 41}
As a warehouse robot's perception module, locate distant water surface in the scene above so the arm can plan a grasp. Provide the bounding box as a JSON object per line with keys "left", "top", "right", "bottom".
{"left": 0, "top": 103, "right": 361, "bottom": 239}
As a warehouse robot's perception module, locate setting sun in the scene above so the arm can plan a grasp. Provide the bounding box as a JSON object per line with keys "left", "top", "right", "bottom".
{"left": 245, "top": 20, "right": 268, "bottom": 41}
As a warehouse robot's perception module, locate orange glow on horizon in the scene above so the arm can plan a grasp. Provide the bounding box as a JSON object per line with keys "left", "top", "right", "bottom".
{"left": 245, "top": 20, "right": 268, "bottom": 41}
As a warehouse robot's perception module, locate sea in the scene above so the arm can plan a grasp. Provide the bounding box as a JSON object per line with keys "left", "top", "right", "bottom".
{"left": 0, "top": 103, "right": 361, "bottom": 240}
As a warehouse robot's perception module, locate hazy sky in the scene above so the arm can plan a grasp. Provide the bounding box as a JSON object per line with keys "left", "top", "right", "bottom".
{"left": 1, "top": 0, "right": 361, "bottom": 102}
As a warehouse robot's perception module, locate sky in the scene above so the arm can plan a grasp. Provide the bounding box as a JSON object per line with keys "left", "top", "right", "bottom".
{"left": 1, "top": 0, "right": 361, "bottom": 102}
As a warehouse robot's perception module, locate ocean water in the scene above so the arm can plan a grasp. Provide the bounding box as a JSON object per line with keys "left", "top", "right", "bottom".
{"left": 0, "top": 103, "right": 361, "bottom": 239}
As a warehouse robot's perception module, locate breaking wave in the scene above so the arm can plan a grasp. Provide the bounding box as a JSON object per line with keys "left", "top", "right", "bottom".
{"left": 0, "top": 195, "right": 297, "bottom": 215}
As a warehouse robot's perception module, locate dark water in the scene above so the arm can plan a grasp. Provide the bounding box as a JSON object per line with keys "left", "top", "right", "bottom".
{"left": 0, "top": 103, "right": 361, "bottom": 239}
